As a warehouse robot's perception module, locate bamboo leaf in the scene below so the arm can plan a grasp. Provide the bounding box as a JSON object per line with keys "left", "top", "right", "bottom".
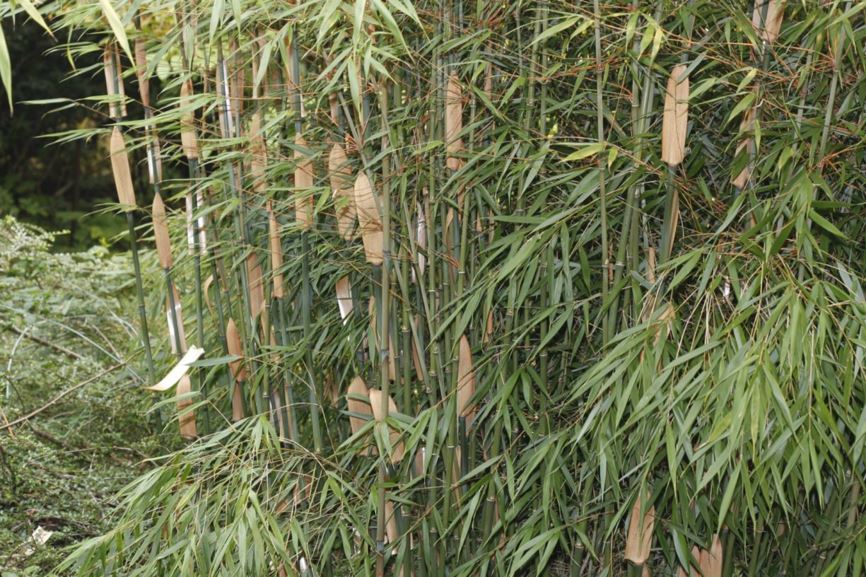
{"left": 99, "top": 0, "right": 133, "bottom": 62}
{"left": 0, "top": 24, "right": 11, "bottom": 109}
{"left": 16, "top": 0, "right": 52, "bottom": 37}
{"left": 562, "top": 142, "right": 605, "bottom": 161}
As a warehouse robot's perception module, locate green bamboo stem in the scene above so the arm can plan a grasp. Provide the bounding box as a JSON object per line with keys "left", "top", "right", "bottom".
{"left": 216, "top": 48, "right": 260, "bottom": 418}
{"left": 477, "top": 0, "right": 500, "bottom": 547}
{"left": 288, "top": 25, "right": 323, "bottom": 454}
{"left": 276, "top": 300, "right": 300, "bottom": 441}
{"left": 208, "top": 242, "right": 233, "bottom": 402}
{"left": 426, "top": 29, "right": 444, "bottom": 567}
{"left": 194, "top": 80, "right": 235, "bottom": 408}
{"left": 658, "top": 168, "right": 677, "bottom": 265}
{"left": 175, "top": 9, "right": 210, "bottom": 432}
{"left": 399, "top": 249, "right": 413, "bottom": 412}
{"left": 633, "top": 18, "right": 656, "bottom": 312}
{"left": 107, "top": 40, "right": 155, "bottom": 386}
{"left": 817, "top": 1, "right": 849, "bottom": 166}
{"left": 164, "top": 269, "right": 184, "bottom": 359}
{"left": 537, "top": 4, "right": 552, "bottom": 430}
{"left": 251, "top": 37, "right": 283, "bottom": 439}
{"left": 593, "top": 0, "right": 610, "bottom": 345}
{"left": 188, "top": 164, "right": 209, "bottom": 432}
{"left": 126, "top": 212, "right": 155, "bottom": 385}
{"left": 194, "top": 182, "right": 233, "bottom": 416}
{"left": 734, "top": 1, "right": 777, "bottom": 199}
{"left": 260, "top": 272, "right": 277, "bottom": 434}
{"left": 301, "top": 234, "right": 321, "bottom": 452}
{"left": 373, "top": 78, "right": 395, "bottom": 577}
{"left": 609, "top": 3, "right": 654, "bottom": 328}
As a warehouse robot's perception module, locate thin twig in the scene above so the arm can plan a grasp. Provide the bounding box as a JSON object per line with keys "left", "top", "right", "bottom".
{"left": 0, "top": 363, "right": 124, "bottom": 432}
{"left": 2, "top": 324, "right": 84, "bottom": 360}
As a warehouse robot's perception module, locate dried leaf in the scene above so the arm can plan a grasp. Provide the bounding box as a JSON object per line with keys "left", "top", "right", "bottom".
{"left": 269, "top": 203, "right": 284, "bottom": 299}
{"left": 152, "top": 192, "right": 173, "bottom": 268}
{"left": 166, "top": 284, "right": 187, "bottom": 355}
{"left": 732, "top": 105, "right": 756, "bottom": 189}
{"left": 661, "top": 64, "right": 689, "bottom": 167}
{"left": 369, "top": 388, "right": 404, "bottom": 463}
{"left": 180, "top": 79, "right": 199, "bottom": 159}
{"left": 232, "top": 382, "right": 245, "bottom": 422}
{"left": 677, "top": 546, "right": 701, "bottom": 577}
{"left": 30, "top": 526, "right": 53, "bottom": 547}
{"left": 246, "top": 253, "right": 265, "bottom": 321}
{"left": 413, "top": 446, "right": 426, "bottom": 477}
{"left": 336, "top": 275, "right": 353, "bottom": 321}
{"left": 329, "top": 143, "right": 355, "bottom": 240}
{"left": 624, "top": 495, "right": 655, "bottom": 564}
{"left": 134, "top": 38, "right": 149, "bottom": 109}
{"left": 415, "top": 199, "right": 427, "bottom": 279}
{"left": 226, "top": 318, "right": 247, "bottom": 381}
{"left": 323, "top": 371, "right": 339, "bottom": 406}
{"left": 346, "top": 376, "right": 372, "bottom": 435}
{"left": 203, "top": 274, "right": 214, "bottom": 312}
{"left": 146, "top": 345, "right": 204, "bottom": 391}
{"left": 457, "top": 335, "right": 475, "bottom": 420}
{"left": 446, "top": 73, "right": 464, "bottom": 170}
{"left": 384, "top": 499, "right": 399, "bottom": 544}
{"left": 176, "top": 373, "right": 197, "bottom": 439}
{"left": 699, "top": 535, "right": 723, "bottom": 577}
{"left": 109, "top": 127, "right": 136, "bottom": 209}
{"left": 354, "top": 171, "right": 383, "bottom": 265}
{"left": 752, "top": 0, "right": 785, "bottom": 44}
{"left": 653, "top": 302, "right": 676, "bottom": 346}
{"left": 251, "top": 113, "right": 267, "bottom": 193}
{"left": 294, "top": 134, "right": 314, "bottom": 230}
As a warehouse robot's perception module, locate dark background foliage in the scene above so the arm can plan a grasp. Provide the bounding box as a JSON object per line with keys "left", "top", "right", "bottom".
{"left": 1, "top": 19, "right": 119, "bottom": 248}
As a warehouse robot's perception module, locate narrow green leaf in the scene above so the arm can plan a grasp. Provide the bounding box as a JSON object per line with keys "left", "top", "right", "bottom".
{"left": 562, "top": 142, "right": 605, "bottom": 162}
{"left": 99, "top": 0, "right": 133, "bottom": 63}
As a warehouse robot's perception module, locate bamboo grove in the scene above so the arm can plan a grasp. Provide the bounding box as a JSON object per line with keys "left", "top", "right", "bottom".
{"left": 7, "top": 0, "right": 866, "bottom": 575}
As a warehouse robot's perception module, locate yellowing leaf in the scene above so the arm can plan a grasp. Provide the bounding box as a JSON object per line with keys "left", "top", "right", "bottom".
{"left": 99, "top": 0, "right": 133, "bottom": 63}
{"left": 563, "top": 142, "right": 605, "bottom": 161}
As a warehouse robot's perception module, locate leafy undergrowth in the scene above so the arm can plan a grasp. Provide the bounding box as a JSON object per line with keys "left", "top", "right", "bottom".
{"left": 0, "top": 216, "right": 171, "bottom": 575}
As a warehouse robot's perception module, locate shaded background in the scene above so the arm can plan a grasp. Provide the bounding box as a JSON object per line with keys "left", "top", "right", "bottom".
{"left": 1, "top": 20, "right": 119, "bottom": 249}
